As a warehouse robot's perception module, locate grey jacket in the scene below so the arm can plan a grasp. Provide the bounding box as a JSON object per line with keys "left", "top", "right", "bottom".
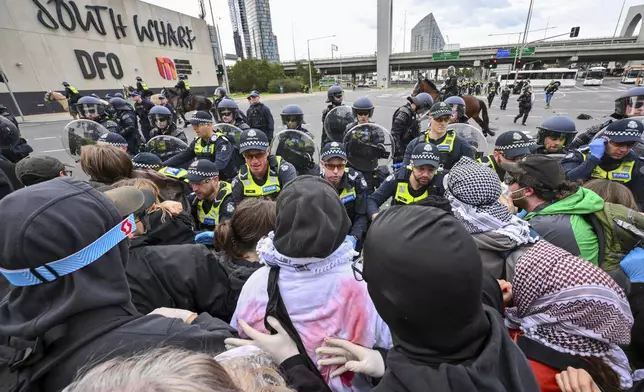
{"left": 472, "top": 231, "right": 532, "bottom": 282}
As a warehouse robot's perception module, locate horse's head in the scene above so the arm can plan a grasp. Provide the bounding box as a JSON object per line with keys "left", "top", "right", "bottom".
{"left": 44, "top": 91, "right": 51, "bottom": 101}
{"left": 411, "top": 76, "right": 424, "bottom": 97}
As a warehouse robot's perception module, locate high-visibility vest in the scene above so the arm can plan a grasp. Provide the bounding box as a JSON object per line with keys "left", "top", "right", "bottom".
{"left": 426, "top": 131, "right": 456, "bottom": 153}
{"left": 196, "top": 181, "right": 232, "bottom": 226}
{"left": 582, "top": 152, "right": 635, "bottom": 183}
{"left": 239, "top": 156, "right": 282, "bottom": 197}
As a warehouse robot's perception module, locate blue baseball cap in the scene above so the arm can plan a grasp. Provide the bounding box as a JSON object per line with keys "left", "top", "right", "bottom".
{"left": 604, "top": 118, "right": 644, "bottom": 143}
{"left": 321, "top": 142, "right": 347, "bottom": 161}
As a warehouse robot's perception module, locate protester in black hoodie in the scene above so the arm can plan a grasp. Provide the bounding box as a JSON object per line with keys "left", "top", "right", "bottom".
{"left": 0, "top": 178, "right": 235, "bottom": 392}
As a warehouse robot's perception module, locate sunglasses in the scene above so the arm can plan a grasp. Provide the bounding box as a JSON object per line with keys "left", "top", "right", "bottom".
{"left": 284, "top": 116, "right": 299, "bottom": 122}
{"left": 356, "top": 111, "right": 371, "bottom": 117}
{"left": 610, "top": 141, "right": 637, "bottom": 148}
{"left": 323, "top": 162, "right": 346, "bottom": 171}
{"left": 189, "top": 178, "right": 213, "bottom": 186}
{"left": 220, "top": 111, "right": 233, "bottom": 117}
{"left": 333, "top": 93, "right": 343, "bottom": 98}
{"left": 243, "top": 151, "right": 268, "bottom": 160}
{"left": 433, "top": 116, "right": 451, "bottom": 123}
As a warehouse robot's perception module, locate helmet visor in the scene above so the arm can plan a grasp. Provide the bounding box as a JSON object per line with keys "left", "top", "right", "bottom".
{"left": 621, "top": 96, "right": 644, "bottom": 116}
{"left": 150, "top": 115, "right": 170, "bottom": 128}
{"left": 78, "top": 104, "right": 101, "bottom": 119}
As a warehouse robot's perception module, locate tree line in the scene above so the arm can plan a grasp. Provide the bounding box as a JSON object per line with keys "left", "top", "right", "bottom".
{"left": 227, "top": 59, "right": 322, "bottom": 94}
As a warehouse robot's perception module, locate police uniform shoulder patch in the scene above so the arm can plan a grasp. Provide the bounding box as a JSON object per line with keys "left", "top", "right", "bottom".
{"left": 226, "top": 203, "right": 235, "bottom": 213}
{"left": 221, "top": 145, "right": 227, "bottom": 152}
{"left": 385, "top": 174, "right": 394, "bottom": 182}
{"left": 565, "top": 153, "right": 574, "bottom": 159}
{"left": 281, "top": 164, "right": 289, "bottom": 172}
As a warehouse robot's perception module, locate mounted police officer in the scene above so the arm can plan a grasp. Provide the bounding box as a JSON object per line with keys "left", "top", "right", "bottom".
{"left": 280, "top": 104, "right": 313, "bottom": 138}
{"left": 109, "top": 97, "right": 142, "bottom": 155}
{"left": 562, "top": 118, "right": 644, "bottom": 207}
{"left": 442, "top": 66, "right": 459, "bottom": 99}
{"left": 148, "top": 106, "right": 187, "bottom": 143}
{"left": 175, "top": 74, "right": 191, "bottom": 109}
{"left": 533, "top": 116, "right": 577, "bottom": 156}
{"left": 75, "top": 96, "right": 121, "bottom": 134}
{"left": 345, "top": 96, "right": 375, "bottom": 133}
{"left": 130, "top": 92, "right": 155, "bottom": 141}
{"left": 391, "top": 92, "right": 433, "bottom": 165}
{"left": 163, "top": 110, "right": 237, "bottom": 180}
{"left": 403, "top": 102, "right": 475, "bottom": 171}
{"left": 570, "top": 87, "right": 643, "bottom": 149}
{"left": 217, "top": 98, "right": 250, "bottom": 131}
{"left": 62, "top": 81, "right": 82, "bottom": 117}
{"left": 231, "top": 129, "right": 297, "bottom": 203}
{"left": 246, "top": 91, "right": 274, "bottom": 141}
{"left": 186, "top": 159, "right": 235, "bottom": 231}
{"left": 477, "top": 130, "right": 532, "bottom": 181}
{"left": 212, "top": 87, "right": 229, "bottom": 122}
{"left": 135, "top": 76, "right": 152, "bottom": 99}
{"left": 320, "top": 142, "right": 368, "bottom": 249}
{"left": 444, "top": 95, "right": 467, "bottom": 124}
{"left": 368, "top": 142, "right": 444, "bottom": 220}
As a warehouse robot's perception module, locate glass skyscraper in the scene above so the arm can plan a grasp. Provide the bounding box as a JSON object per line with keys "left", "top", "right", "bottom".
{"left": 244, "top": 0, "right": 280, "bottom": 62}
{"left": 228, "top": 0, "right": 252, "bottom": 59}
{"left": 410, "top": 13, "right": 445, "bottom": 53}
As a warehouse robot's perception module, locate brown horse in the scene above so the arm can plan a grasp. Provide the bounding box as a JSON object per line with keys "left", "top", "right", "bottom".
{"left": 161, "top": 87, "right": 212, "bottom": 126}
{"left": 412, "top": 77, "right": 491, "bottom": 135}
{"left": 44, "top": 90, "right": 78, "bottom": 119}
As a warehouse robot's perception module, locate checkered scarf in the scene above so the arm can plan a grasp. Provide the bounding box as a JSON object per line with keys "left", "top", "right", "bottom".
{"left": 445, "top": 157, "right": 534, "bottom": 245}
{"left": 505, "top": 240, "right": 635, "bottom": 388}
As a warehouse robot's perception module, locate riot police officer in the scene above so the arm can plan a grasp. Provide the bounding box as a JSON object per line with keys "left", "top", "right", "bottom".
{"left": 487, "top": 80, "right": 498, "bottom": 107}
{"left": 0, "top": 105, "right": 18, "bottom": 130}
{"left": 320, "top": 142, "right": 369, "bottom": 248}
{"left": 130, "top": 92, "right": 155, "bottom": 141}
{"left": 570, "top": 87, "right": 643, "bottom": 149}
{"left": 76, "top": 96, "right": 121, "bottom": 134}
{"left": 444, "top": 95, "right": 467, "bottom": 124}
{"left": 109, "top": 97, "right": 142, "bottom": 155}
{"left": 212, "top": 87, "right": 229, "bottom": 122}
{"left": 368, "top": 142, "right": 444, "bottom": 219}
{"left": 175, "top": 74, "right": 191, "bottom": 108}
{"left": 0, "top": 117, "right": 24, "bottom": 191}
{"left": 273, "top": 130, "right": 318, "bottom": 176}
{"left": 97, "top": 132, "right": 128, "bottom": 152}
{"left": 157, "top": 94, "right": 178, "bottom": 123}
{"left": 217, "top": 99, "right": 250, "bottom": 130}
{"left": 500, "top": 86, "right": 511, "bottom": 110}
{"left": 164, "top": 110, "right": 237, "bottom": 181}
{"left": 0, "top": 116, "right": 31, "bottom": 165}
{"left": 186, "top": 160, "right": 235, "bottom": 231}
{"left": 345, "top": 97, "right": 374, "bottom": 134}
{"left": 231, "top": 129, "right": 297, "bottom": 204}
{"left": 403, "top": 102, "right": 475, "bottom": 171}
{"left": 391, "top": 92, "right": 433, "bottom": 164}
{"left": 344, "top": 123, "right": 392, "bottom": 194}
{"left": 442, "top": 66, "right": 459, "bottom": 99}
{"left": 280, "top": 104, "right": 313, "bottom": 138}
{"left": 135, "top": 76, "right": 152, "bottom": 98}
{"left": 477, "top": 130, "right": 532, "bottom": 181}
{"left": 246, "top": 91, "right": 274, "bottom": 141}
{"left": 533, "top": 116, "right": 577, "bottom": 155}
{"left": 562, "top": 118, "right": 644, "bottom": 207}
{"left": 148, "top": 106, "right": 187, "bottom": 143}
{"left": 320, "top": 85, "right": 344, "bottom": 148}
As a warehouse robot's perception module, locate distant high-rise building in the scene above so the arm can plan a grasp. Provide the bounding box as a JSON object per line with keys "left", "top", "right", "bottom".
{"left": 410, "top": 13, "right": 445, "bottom": 52}
{"left": 228, "top": 0, "right": 251, "bottom": 59}
{"left": 244, "top": 0, "right": 280, "bottom": 62}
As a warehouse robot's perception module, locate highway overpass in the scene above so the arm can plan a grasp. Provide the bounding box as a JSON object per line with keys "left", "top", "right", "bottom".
{"left": 282, "top": 37, "right": 644, "bottom": 75}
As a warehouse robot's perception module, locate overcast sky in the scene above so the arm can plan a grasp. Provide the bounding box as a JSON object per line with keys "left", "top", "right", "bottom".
{"left": 145, "top": 0, "right": 640, "bottom": 61}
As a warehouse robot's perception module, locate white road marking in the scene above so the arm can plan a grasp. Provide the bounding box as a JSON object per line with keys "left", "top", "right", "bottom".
{"left": 33, "top": 136, "right": 58, "bottom": 140}
{"left": 42, "top": 149, "right": 65, "bottom": 153}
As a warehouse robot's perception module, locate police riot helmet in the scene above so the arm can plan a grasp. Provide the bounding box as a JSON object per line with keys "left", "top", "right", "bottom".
{"left": 444, "top": 95, "right": 466, "bottom": 121}
{"left": 352, "top": 96, "right": 374, "bottom": 118}
{"left": 215, "top": 87, "right": 227, "bottom": 98}
{"left": 136, "top": 76, "right": 143, "bottom": 81}
{"left": 280, "top": 104, "right": 304, "bottom": 129}
{"left": 217, "top": 99, "right": 239, "bottom": 121}
{"left": 90, "top": 93, "right": 100, "bottom": 99}
{"left": 148, "top": 105, "right": 173, "bottom": 130}
{"left": 447, "top": 66, "right": 456, "bottom": 76}
{"left": 343, "top": 123, "right": 393, "bottom": 172}
{"left": 326, "top": 85, "right": 344, "bottom": 104}
{"left": 62, "top": 81, "right": 69, "bottom": 86}
{"left": 0, "top": 116, "right": 20, "bottom": 149}
{"left": 179, "top": 74, "right": 187, "bottom": 80}
{"left": 272, "top": 130, "right": 317, "bottom": 172}
{"left": 114, "top": 93, "right": 124, "bottom": 98}
{"left": 77, "top": 96, "right": 106, "bottom": 120}
{"left": 615, "top": 86, "right": 644, "bottom": 117}
{"left": 536, "top": 116, "right": 577, "bottom": 147}
{"left": 408, "top": 93, "right": 434, "bottom": 116}
{"left": 109, "top": 97, "right": 131, "bottom": 112}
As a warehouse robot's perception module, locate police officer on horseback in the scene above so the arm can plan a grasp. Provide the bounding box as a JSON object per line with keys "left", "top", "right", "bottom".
{"left": 175, "top": 74, "right": 191, "bottom": 109}
{"left": 76, "top": 96, "right": 121, "bottom": 135}
{"left": 163, "top": 111, "right": 237, "bottom": 181}
{"left": 148, "top": 106, "right": 188, "bottom": 143}
{"left": 62, "top": 82, "right": 82, "bottom": 117}
{"left": 391, "top": 93, "right": 433, "bottom": 165}
{"left": 562, "top": 118, "right": 644, "bottom": 208}
{"left": 109, "top": 97, "right": 142, "bottom": 155}
{"left": 321, "top": 85, "right": 344, "bottom": 147}
{"left": 533, "top": 116, "right": 577, "bottom": 156}
{"left": 442, "top": 66, "right": 459, "bottom": 99}
{"left": 135, "top": 76, "right": 152, "bottom": 99}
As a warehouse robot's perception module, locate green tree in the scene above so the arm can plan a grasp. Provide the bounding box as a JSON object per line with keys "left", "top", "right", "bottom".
{"left": 293, "top": 61, "right": 321, "bottom": 85}
{"left": 228, "top": 59, "right": 286, "bottom": 93}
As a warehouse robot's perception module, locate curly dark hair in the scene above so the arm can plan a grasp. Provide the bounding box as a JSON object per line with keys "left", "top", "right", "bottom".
{"left": 510, "top": 171, "right": 580, "bottom": 202}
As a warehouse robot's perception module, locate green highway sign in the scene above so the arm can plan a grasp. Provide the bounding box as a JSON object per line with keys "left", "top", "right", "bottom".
{"left": 432, "top": 51, "right": 460, "bottom": 61}
{"left": 510, "top": 47, "right": 536, "bottom": 57}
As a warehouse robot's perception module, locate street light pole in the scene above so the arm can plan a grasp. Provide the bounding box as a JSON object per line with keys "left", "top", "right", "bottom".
{"left": 306, "top": 35, "right": 335, "bottom": 94}
{"left": 514, "top": 0, "right": 535, "bottom": 85}
{"left": 0, "top": 58, "right": 24, "bottom": 121}
{"left": 612, "top": 0, "right": 627, "bottom": 45}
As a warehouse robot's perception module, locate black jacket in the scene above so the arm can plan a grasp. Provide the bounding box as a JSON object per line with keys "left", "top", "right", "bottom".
{"left": 403, "top": 132, "right": 475, "bottom": 171}
{"left": 130, "top": 209, "right": 195, "bottom": 247}
{"left": 217, "top": 252, "right": 263, "bottom": 293}
{"left": 246, "top": 102, "right": 274, "bottom": 135}
{"left": 126, "top": 244, "right": 239, "bottom": 322}
{"left": 0, "top": 155, "right": 22, "bottom": 191}
{"left": 391, "top": 104, "right": 419, "bottom": 163}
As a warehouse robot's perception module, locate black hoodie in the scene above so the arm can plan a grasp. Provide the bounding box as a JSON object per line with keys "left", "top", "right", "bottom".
{"left": 0, "top": 178, "right": 234, "bottom": 392}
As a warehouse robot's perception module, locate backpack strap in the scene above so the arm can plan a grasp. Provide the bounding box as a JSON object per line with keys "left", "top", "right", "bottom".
{"left": 516, "top": 335, "right": 593, "bottom": 372}
{"left": 583, "top": 213, "right": 606, "bottom": 267}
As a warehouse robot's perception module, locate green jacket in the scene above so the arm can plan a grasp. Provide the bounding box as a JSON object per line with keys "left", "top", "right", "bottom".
{"left": 525, "top": 188, "right": 605, "bottom": 265}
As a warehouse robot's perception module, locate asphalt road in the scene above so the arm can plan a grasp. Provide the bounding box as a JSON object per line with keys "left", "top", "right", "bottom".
{"left": 19, "top": 77, "right": 630, "bottom": 178}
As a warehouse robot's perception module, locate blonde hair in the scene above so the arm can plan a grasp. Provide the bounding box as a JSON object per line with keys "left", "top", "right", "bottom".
{"left": 80, "top": 144, "right": 133, "bottom": 185}
{"left": 112, "top": 178, "right": 172, "bottom": 221}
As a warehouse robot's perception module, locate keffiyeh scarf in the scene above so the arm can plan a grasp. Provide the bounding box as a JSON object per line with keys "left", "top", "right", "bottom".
{"left": 505, "top": 241, "right": 635, "bottom": 388}
{"left": 446, "top": 157, "right": 535, "bottom": 246}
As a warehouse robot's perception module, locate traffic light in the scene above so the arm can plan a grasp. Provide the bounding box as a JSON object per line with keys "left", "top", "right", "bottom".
{"left": 570, "top": 26, "right": 580, "bottom": 38}
{"left": 516, "top": 58, "right": 522, "bottom": 68}
{"left": 492, "top": 59, "right": 498, "bottom": 69}
{"left": 217, "top": 64, "right": 224, "bottom": 76}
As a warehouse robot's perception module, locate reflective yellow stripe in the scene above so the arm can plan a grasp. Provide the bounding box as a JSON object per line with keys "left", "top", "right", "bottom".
{"left": 394, "top": 182, "right": 429, "bottom": 204}
{"left": 68, "top": 87, "right": 79, "bottom": 94}
{"left": 239, "top": 157, "right": 282, "bottom": 197}
{"left": 426, "top": 131, "right": 455, "bottom": 153}
{"left": 141, "top": 83, "right": 148, "bottom": 90}
{"left": 582, "top": 153, "right": 635, "bottom": 183}
{"left": 339, "top": 187, "right": 357, "bottom": 204}
{"left": 193, "top": 133, "right": 224, "bottom": 158}
{"left": 184, "top": 82, "right": 191, "bottom": 90}
{"left": 196, "top": 182, "right": 232, "bottom": 226}
{"left": 477, "top": 155, "right": 496, "bottom": 171}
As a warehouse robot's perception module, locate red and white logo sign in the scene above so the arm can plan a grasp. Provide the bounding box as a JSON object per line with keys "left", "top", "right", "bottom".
{"left": 120, "top": 220, "right": 133, "bottom": 235}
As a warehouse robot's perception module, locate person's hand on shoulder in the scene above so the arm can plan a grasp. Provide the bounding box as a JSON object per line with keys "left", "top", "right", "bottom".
{"left": 555, "top": 367, "right": 600, "bottom": 392}
{"left": 316, "top": 338, "right": 385, "bottom": 378}
{"left": 225, "top": 316, "right": 299, "bottom": 364}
